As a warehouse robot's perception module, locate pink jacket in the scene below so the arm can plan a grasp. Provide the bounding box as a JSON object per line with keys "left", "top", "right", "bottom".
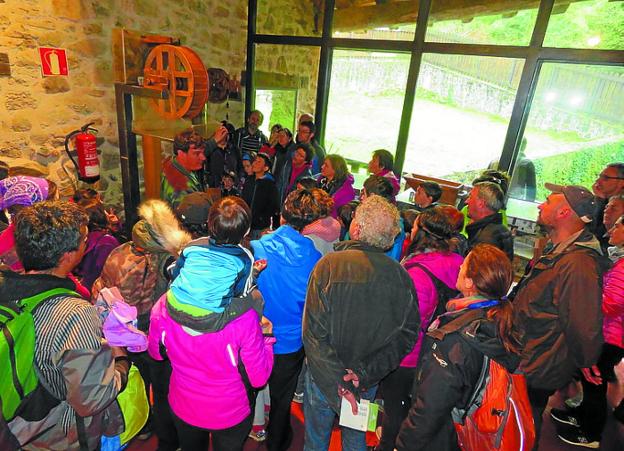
{"left": 602, "top": 258, "right": 624, "bottom": 348}
{"left": 401, "top": 251, "right": 463, "bottom": 367}
{"left": 148, "top": 296, "right": 275, "bottom": 429}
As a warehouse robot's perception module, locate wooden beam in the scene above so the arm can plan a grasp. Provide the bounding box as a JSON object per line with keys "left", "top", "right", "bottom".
{"left": 333, "top": 0, "right": 588, "bottom": 32}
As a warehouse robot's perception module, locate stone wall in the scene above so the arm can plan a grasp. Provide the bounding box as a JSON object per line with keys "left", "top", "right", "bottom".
{"left": 0, "top": 0, "right": 247, "bottom": 211}
{"left": 255, "top": 0, "right": 321, "bottom": 119}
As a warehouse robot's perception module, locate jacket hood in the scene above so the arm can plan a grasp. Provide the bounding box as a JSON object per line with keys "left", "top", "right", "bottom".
{"left": 0, "top": 269, "right": 76, "bottom": 301}
{"left": 252, "top": 225, "right": 321, "bottom": 267}
{"left": 334, "top": 239, "right": 385, "bottom": 253}
{"left": 434, "top": 297, "right": 520, "bottom": 372}
{"left": 573, "top": 227, "right": 604, "bottom": 255}
{"left": 303, "top": 216, "right": 341, "bottom": 243}
{"left": 459, "top": 317, "right": 520, "bottom": 373}
{"left": 133, "top": 199, "right": 191, "bottom": 256}
{"left": 466, "top": 212, "right": 503, "bottom": 233}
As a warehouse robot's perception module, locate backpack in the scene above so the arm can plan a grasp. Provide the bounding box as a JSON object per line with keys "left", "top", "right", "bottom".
{"left": 431, "top": 309, "right": 536, "bottom": 451}
{"left": 452, "top": 356, "right": 535, "bottom": 451}
{"left": 92, "top": 242, "right": 171, "bottom": 332}
{"left": 403, "top": 261, "right": 460, "bottom": 331}
{"left": 0, "top": 288, "right": 77, "bottom": 448}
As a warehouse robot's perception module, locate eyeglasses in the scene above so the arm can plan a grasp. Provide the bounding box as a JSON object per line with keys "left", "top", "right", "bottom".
{"left": 598, "top": 174, "right": 624, "bottom": 181}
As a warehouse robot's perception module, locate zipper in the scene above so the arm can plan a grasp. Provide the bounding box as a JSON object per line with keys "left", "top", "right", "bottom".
{"left": 3, "top": 327, "right": 25, "bottom": 398}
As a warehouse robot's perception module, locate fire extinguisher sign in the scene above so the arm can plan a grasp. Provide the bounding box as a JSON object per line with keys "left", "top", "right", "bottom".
{"left": 38, "top": 47, "right": 69, "bottom": 77}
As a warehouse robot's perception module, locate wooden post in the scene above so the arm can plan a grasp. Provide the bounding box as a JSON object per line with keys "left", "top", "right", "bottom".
{"left": 142, "top": 135, "right": 162, "bottom": 199}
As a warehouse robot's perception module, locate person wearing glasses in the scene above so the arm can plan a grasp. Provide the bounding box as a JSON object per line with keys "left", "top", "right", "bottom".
{"left": 296, "top": 120, "right": 325, "bottom": 175}
{"left": 592, "top": 163, "right": 624, "bottom": 251}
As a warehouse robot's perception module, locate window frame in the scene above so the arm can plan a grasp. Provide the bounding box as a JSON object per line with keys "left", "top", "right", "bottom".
{"left": 246, "top": 0, "right": 624, "bottom": 184}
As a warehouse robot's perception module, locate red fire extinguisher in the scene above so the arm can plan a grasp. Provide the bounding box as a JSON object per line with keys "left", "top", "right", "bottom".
{"left": 64, "top": 122, "right": 100, "bottom": 184}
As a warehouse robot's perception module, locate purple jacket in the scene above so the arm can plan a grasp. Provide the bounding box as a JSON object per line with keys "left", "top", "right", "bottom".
{"left": 401, "top": 251, "right": 463, "bottom": 367}
{"left": 603, "top": 258, "right": 624, "bottom": 348}
{"left": 74, "top": 230, "right": 119, "bottom": 291}
{"left": 318, "top": 174, "right": 355, "bottom": 218}
{"left": 148, "top": 296, "right": 275, "bottom": 429}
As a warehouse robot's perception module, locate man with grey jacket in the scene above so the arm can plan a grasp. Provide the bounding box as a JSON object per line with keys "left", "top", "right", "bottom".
{"left": 3, "top": 202, "right": 128, "bottom": 450}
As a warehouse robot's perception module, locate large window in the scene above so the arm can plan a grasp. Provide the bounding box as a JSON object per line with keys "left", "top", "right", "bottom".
{"left": 404, "top": 54, "right": 524, "bottom": 183}
{"left": 324, "top": 50, "right": 411, "bottom": 185}
{"left": 510, "top": 63, "right": 624, "bottom": 202}
{"left": 250, "top": 0, "right": 624, "bottom": 216}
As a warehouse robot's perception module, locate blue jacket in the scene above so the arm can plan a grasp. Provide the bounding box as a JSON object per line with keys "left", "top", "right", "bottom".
{"left": 170, "top": 238, "right": 254, "bottom": 313}
{"left": 252, "top": 225, "right": 322, "bottom": 354}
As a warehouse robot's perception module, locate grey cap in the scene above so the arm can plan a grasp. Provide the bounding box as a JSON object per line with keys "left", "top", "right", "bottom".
{"left": 544, "top": 183, "right": 595, "bottom": 223}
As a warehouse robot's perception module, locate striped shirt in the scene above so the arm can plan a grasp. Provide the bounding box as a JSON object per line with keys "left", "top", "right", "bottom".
{"left": 234, "top": 128, "right": 267, "bottom": 155}
{"left": 32, "top": 295, "right": 103, "bottom": 432}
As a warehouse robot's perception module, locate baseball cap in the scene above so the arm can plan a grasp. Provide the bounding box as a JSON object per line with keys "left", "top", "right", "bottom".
{"left": 544, "top": 183, "right": 595, "bottom": 223}
{"left": 176, "top": 192, "right": 214, "bottom": 226}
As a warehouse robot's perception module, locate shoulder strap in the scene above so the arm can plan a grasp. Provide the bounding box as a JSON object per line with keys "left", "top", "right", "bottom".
{"left": 404, "top": 262, "right": 459, "bottom": 330}
{"left": 428, "top": 308, "right": 485, "bottom": 341}
{"left": 452, "top": 354, "right": 490, "bottom": 423}
{"left": 19, "top": 288, "right": 79, "bottom": 313}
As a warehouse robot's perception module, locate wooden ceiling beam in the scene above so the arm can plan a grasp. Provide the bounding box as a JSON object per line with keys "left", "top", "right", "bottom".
{"left": 333, "top": 0, "right": 587, "bottom": 32}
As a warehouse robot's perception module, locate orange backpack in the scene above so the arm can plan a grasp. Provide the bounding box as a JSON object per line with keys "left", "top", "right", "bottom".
{"left": 452, "top": 355, "right": 535, "bottom": 451}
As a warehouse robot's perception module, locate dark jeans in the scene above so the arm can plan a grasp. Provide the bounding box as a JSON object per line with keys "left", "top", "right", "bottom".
{"left": 172, "top": 412, "right": 253, "bottom": 451}
{"left": 267, "top": 347, "right": 305, "bottom": 451}
{"left": 377, "top": 367, "right": 416, "bottom": 451}
{"left": 303, "top": 370, "right": 377, "bottom": 451}
{"left": 527, "top": 386, "right": 555, "bottom": 451}
{"left": 149, "top": 358, "right": 179, "bottom": 451}
{"left": 575, "top": 343, "right": 624, "bottom": 439}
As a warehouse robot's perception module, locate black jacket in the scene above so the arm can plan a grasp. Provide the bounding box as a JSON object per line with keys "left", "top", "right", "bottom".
{"left": 396, "top": 306, "right": 520, "bottom": 451}
{"left": 241, "top": 174, "right": 280, "bottom": 231}
{"left": 273, "top": 141, "right": 296, "bottom": 188}
{"left": 466, "top": 212, "right": 514, "bottom": 262}
{"left": 204, "top": 139, "right": 242, "bottom": 188}
{"left": 302, "top": 240, "right": 420, "bottom": 413}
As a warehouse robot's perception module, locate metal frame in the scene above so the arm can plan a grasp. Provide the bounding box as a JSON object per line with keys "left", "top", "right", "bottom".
{"left": 246, "top": 0, "right": 624, "bottom": 181}
{"left": 114, "top": 83, "right": 168, "bottom": 232}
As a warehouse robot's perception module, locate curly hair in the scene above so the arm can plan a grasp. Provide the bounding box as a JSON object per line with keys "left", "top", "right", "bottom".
{"left": 282, "top": 189, "right": 329, "bottom": 231}
{"left": 352, "top": 194, "right": 400, "bottom": 250}
{"left": 173, "top": 129, "right": 205, "bottom": 154}
{"left": 14, "top": 201, "right": 88, "bottom": 271}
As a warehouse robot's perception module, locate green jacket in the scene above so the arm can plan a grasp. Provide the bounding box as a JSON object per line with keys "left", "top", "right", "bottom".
{"left": 160, "top": 156, "right": 204, "bottom": 209}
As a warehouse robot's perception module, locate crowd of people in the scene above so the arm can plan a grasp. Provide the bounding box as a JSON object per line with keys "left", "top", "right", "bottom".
{"left": 0, "top": 111, "right": 622, "bottom": 451}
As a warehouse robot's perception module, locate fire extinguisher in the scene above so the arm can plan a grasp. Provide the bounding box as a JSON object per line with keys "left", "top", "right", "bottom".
{"left": 64, "top": 122, "right": 100, "bottom": 184}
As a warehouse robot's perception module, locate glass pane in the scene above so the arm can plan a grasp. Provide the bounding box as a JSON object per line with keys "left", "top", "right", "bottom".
{"left": 253, "top": 44, "right": 320, "bottom": 131}
{"left": 255, "top": 89, "right": 297, "bottom": 136}
{"left": 509, "top": 63, "right": 624, "bottom": 207}
{"left": 403, "top": 54, "right": 524, "bottom": 183}
{"left": 325, "top": 50, "right": 411, "bottom": 186}
{"left": 425, "top": 1, "right": 538, "bottom": 46}
{"left": 257, "top": 0, "right": 322, "bottom": 37}
{"left": 544, "top": 0, "right": 624, "bottom": 50}
{"left": 332, "top": 1, "right": 417, "bottom": 41}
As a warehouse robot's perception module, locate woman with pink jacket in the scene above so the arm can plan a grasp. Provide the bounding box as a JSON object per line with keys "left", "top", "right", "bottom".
{"left": 148, "top": 197, "right": 275, "bottom": 451}
{"left": 550, "top": 214, "right": 624, "bottom": 447}
{"left": 376, "top": 207, "right": 463, "bottom": 451}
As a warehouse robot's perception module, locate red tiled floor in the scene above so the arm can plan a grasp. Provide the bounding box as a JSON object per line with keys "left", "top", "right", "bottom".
{"left": 129, "top": 364, "right": 624, "bottom": 450}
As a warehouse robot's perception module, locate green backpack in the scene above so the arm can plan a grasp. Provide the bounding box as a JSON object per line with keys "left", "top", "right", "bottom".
{"left": 0, "top": 287, "right": 77, "bottom": 445}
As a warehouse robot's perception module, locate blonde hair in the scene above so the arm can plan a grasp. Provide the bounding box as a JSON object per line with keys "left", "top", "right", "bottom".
{"left": 353, "top": 194, "right": 400, "bottom": 250}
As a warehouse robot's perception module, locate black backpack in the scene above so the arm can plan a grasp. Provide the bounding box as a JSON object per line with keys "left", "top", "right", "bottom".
{"left": 403, "top": 262, "right": 460, "bottom": 332}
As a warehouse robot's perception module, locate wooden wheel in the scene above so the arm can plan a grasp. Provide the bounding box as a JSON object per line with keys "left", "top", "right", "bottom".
{"left": 143, "top": 45, "right": 208, "bottom": 120}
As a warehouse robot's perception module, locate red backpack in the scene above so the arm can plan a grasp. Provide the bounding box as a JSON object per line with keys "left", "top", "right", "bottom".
{"left": 452, "top": 355, "right": 535, "bottom": 451}
{"left": 431, "top": 309, "right": 536, "bottom": 451}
